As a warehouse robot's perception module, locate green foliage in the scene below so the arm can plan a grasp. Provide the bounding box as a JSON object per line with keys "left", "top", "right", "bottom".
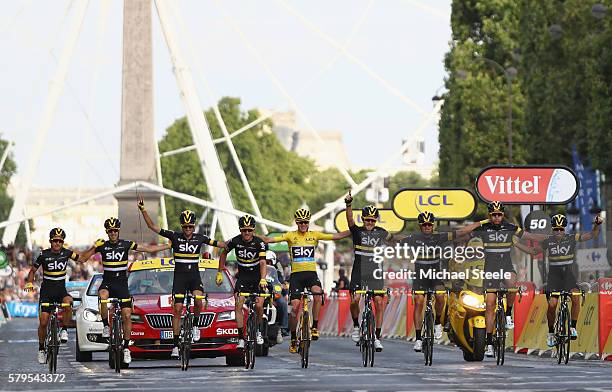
{"left": 440, "top": 0, "right": 612, "bottom": 189}
{"left": 0, "top": 136, "right": 16, "bottom": 240}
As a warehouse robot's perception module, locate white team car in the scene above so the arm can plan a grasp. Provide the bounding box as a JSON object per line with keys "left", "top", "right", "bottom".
{"left": 75, "top": 273, "right": 107, "bottom": 362}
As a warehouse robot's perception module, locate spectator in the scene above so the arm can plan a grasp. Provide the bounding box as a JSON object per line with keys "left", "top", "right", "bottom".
{"left": 334, "top": 268, "right": 350, "bottom": 292}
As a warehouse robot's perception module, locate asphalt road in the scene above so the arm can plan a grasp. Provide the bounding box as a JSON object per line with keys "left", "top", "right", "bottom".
{"left": 1, "top": 318, "right": 611, "bottom": 392}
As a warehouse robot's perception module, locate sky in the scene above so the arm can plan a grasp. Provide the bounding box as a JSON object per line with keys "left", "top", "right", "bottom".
{"left": 0, "top": 0, "right": 452, "bottom": 189}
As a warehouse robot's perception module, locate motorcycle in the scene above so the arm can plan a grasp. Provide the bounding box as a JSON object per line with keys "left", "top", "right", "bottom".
{"left": 256, "top": 265, "right": 284, "bottom": 356}
{"left": 445, "top": 256, "right": 488, "bottom": 361}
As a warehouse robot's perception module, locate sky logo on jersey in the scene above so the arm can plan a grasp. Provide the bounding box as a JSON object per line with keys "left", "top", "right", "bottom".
{"left": 106, "top": 251, "right": 125, "bottom": 260}
{"left": 178, "top": 243, "right": 198, "bottom": 253}
{"left": 476, "top": 166, "right": 578, "bottom": 204}
{"left": 48, "top": 260, "right": 67, "bottom": 270}
{"left": 550, "top": 245, "right": 570, "bottom": 255}
{"left": 488, "top": 232, "right": 509, "bottom": 242}
{"left": 237, "top": 249, "right": 257, "bottom": 260}
{"left": 291, "top": 246, "right": 315, "bottom": 261}
{"left": 362, "top": 237, "right": 381, "bottom": 247}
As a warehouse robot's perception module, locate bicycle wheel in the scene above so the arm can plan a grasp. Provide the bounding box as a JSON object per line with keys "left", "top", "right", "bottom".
{"left": 49, "top": 318, "right": 58, "bottom": 374}
{"left": 360, "top": 311, "right": 369, "bottom": 367}
{"left": 301, "top": 311, "right": 310, "bottom": 368}
{"left": 182, "top": 315, "right": 193, "bottom": 371}
{"left": 426, "top": 309, "right": 434, "bottom": 366}
{"left": 555, "top": 304, "right": 565, "bottom": 365}
{"left": 247, "top": 310, "right": 257, "bottom": 369}
{"left": 563, "top": 305, "right": 571, "bottom": 364}
{"left": 114, "top": 315, "right": 123, "bottom": 373}
{"left": 368, "top": 309, "right": 376, "bottom": 367}
{"left": 495, "top": 307, "right": 506, "bottom": 366}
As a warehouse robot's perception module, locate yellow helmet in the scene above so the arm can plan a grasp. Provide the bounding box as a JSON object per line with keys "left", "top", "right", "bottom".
{"left": 294, "top": 208, "right": 311, "bottom": 222}
{"left": 180, "top": 210, "right": 196, "bottom": 226}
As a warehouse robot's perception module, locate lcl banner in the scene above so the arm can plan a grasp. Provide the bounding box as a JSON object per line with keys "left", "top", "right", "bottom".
{"left": 334, "top": 209, "right": 405, "bottom": 233}
{"left": 475, "top": 165, "right": 578, "bottom": 205}
{"left": 392, "top": 188, "right": 477, "bottom": 220}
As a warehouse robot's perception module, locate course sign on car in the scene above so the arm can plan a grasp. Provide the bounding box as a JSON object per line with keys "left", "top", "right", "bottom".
{"left": 475, "top": 166, "right": 578, "bottom": 205}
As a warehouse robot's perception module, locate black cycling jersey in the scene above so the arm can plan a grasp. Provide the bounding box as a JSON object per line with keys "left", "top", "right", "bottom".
{"left": 33, "top": 248, "right": 79, "bottom": 282}
{"left": 226, "top": 235, "right": 267, "bottom": 276}
{"left": 541, "top": 233, "right": 579, "bottom": 267}
{"left": 158, "top": 229, "right": 218, "bottom": 273}
{"left": 400, "top": 232, "right": 454, "bottom": 265}
{"left": 350, "top": 225, "right": 390, "bottom": 266}
{"left": 95, "top": 239, "right": 137, "bottom": 278}
{"left": 472, "top": 221, "right": 523, "bottom": 260}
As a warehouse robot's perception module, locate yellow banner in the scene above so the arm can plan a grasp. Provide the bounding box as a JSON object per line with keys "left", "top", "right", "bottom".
{"left": 392, "top": 188, "right": 477, "bottom": 220}
{"left": 130, "top": 257, "right": 218, "bottom": 271}
{"left": 572, "top": 293, "right": 599, "bottom": 354}
{"left": 334, "top": 209, "right": 405, "bottom": 233}
{"left": 516, "top": 294, "right": 549, "bottom": 351}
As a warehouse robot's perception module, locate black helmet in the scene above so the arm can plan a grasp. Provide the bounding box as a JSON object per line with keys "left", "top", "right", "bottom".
{"left": 179, "top": 210, "right": 196, "bottom": 226}
{"left": 361, "top": 205, "right": 379, "bottom": 220}
{"left": 49, "top": 228, "right": 66, "bottom": 241}
{"left": 487, "top": 201, "right": 505, "bottom": 214}
{"left": 417, "top": 211, "right": 435, "bottom": 225}
{"left": 294, "top": 208, "right": 311, "bottom": 222}
{"left": 238, "top": 215, "right": 256, "bottom": 230}
{"left": 104, "top": 217, "right": 121, "bottom": 230}
{"left": 551, "top": 214, "right": 567, "bottom": 229}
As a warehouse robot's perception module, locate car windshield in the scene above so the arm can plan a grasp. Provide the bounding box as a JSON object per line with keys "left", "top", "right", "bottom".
{"left": 127, "top": 269, "right": 233, "bottom": 295}
{"left": 86, "top": 274, "right": 104, "bottom": 296}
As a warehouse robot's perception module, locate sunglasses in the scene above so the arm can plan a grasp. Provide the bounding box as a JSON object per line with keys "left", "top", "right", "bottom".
{"left": 182, "top": 225, "right": 195, "bottom": 229}
{"left": 296, "top": 221, "right": 309, "bottom": 225}
{"left": 363, "top": 219, "right": 377, "bottom": 223}
{"left": 490, "top": 213, "right": 504, "bottom": 217}
{"left": 241, "top": 229, "right": 254, "bottom": 233}
{"left": 106, "top": 229, "right": 119, "bottom": 234}
{"left": 420, "top": 223, "right": 434, "bottom": 227}
{"left": 51, "top": 239, "right": 64, "bottom": 243}
{"left": 553, "top": 228, "right": 565, "bottom": 232}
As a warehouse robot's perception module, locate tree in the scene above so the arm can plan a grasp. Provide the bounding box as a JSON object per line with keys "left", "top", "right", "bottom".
{"left": 0, "top": 135, "right": 17, "bottom": 240}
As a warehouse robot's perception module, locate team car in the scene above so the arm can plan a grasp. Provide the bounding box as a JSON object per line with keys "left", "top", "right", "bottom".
{"left": 127, "top": 257, "right": 243, "bottom": 365}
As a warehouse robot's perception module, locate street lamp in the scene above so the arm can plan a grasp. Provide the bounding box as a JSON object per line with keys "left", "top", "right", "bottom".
{"left": 457, "top": 57, "right": 517, "bottom": 163}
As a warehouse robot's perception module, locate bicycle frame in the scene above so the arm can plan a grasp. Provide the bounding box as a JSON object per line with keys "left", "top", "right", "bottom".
{"left": 41, "top": 302, "right": 70, "bottom": 374}
{"left": 100, "top": 297, "right": 132, "bottom": 373}
{"left": 485, "top": 287, "right": 521, "bottom": 366}
{"left": 239, "top": 292, "right": 271, "bottom": 369}
{"left": 549, "top": 290, "right": 584, "bottom": 365}
{"left": 295, "top": 290, "right": 324, "bottom": 369}
{"left": 355, "top": 289, "right": 388, "bottom": 367}
{"left": 412, "top": 289, "right": 446, "bottom": 366}
{"left": 174, "top": 292, "right": 208, "bottom": 371}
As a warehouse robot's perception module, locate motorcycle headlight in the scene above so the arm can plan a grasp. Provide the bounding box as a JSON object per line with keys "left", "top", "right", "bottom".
{"left": 274, "top": 285, "right": 282, "bottom": 293}
{"left": 83, "top": 308, "right": 99, "bottom": 322}
{"left": 130, "top": 313, "right": 144, "bottom": 324}
{"left": 217, "top": 311, "right": 235, "bottom": 321}
{"left": 461, "top": 293, "right": 485, "bottom": 309}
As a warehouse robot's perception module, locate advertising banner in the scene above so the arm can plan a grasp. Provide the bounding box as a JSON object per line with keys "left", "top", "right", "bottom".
{"left": 475, "top": 166, "right": 578, "bottom": 205}
{"left": 334, "top": 209, "right": 405, "bottom": 233}
{"left": 392, "top": 188, "right": 477, "bottom": 220}
{"left": 6, "top": 301, "right": 38, "bottom": 318}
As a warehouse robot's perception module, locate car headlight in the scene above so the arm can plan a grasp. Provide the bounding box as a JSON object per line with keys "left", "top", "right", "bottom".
{"left": 461, "top": 293, "right": 485, "bottom": 309}
{"left": 130, "top": 314, "right": 144, "bottom": 324}
{"left": 83, "top": 308, "right": 99, "bottom": 322}
{"left": 217, "top": 311, "right": 235, "bottom": 321}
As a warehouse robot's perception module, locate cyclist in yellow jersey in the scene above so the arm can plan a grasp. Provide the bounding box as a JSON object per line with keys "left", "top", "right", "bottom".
{"left": 260, "top": 208, "right": 350, "bottom": 353}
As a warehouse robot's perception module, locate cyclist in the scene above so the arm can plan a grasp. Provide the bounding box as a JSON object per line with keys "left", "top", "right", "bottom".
{"left": 260, "top": 208, "right": 350, "bottom": 353}
{"left": 138, "top": 196, "right": 226, "bottom": 358}
{"left": 401, "top": 211, "right": 478, "bottom": 352}
{"left": 216, "top": 215, "right": 268, "bottom": 350}
{"left": 79, "top": 217, "right": 171, "bottom": 364}
{"left": 514, "top": 213, "right": 603, "bottom": 347}
{"left": 25, "top": 228, "right": 87, "bottom": 364}
{"left": 344, "top": 192, "right": 391, "bottom": 352}
{"left": 461, "top": 201, "right": 546, "bottom": 358}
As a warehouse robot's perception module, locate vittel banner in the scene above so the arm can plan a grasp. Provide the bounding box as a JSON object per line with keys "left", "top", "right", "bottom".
{"left": 475, "top": 166, "right": 578, "bottom": 205}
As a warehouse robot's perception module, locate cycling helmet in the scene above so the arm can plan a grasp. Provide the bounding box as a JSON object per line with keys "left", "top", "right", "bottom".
{"left": 49, "top": 228, "right": 66, "bottom": 240}
{"left": 417, "top": 211, "right": 435, "bottom": 225}
{"left": 104, "top": 217, "right": 121, "bottom": 230}
{"left": 551, "top": 214, "right": 567, "bottom": 229}
{"left": 488, "top": 201, "right": 505, "bottom": 213}
{"left": 294, "top": 208, "right": 311, "bottom": 222}
{"left": 179, "top": 210, "right": 196, "bottom": 226}
{"left": 362, "top": 205, "right": 379, "bottom": 220}
{"left": 266, "top": 250, "right": 277, "bottom": 264}
{"left": 239, "top": 215, "right": 256, "bottom": 230}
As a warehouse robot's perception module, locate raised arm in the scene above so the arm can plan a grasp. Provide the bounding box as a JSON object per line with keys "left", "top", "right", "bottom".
{"left": 136, "top": 242, "right": 171, "bottom": 253}
{"left": 521, "top": 230, "right": 549, "bottom": 242}
{"left": 79, "top": 245, "right": 97, "bottom": 263}
{"left": 257, "top": 234, "right": 284, "bottom": 244}
{"left": 578, "top": 215, "right": 603, "bottom": 241}
{"left": 455, "top": 219, "right": 489, "bottom": 237}
{"left": 216, "top": 248, "right": 229, "bottom": 286}
{"left": 137, "top": 195, "right": 161, "bottom": 233}
{"left": 512, "top": 237, "right": 541, "bottom": 256}
{"left": 332, "top": 230, "right": 351, "bottom": 240}
{"left": 345, "top": 191, "right": 355, "bottom": 228}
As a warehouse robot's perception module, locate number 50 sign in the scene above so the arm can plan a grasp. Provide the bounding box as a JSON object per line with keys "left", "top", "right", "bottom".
{"left": 523, "top": 210, "right": 551, "bottom": 234}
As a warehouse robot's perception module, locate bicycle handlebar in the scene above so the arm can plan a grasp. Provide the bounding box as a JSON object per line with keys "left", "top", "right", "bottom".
{"left": 40, "top": 302, "right": 71, "bottom": 307}
{"left": 100, "top": 298, "right": 132, "bottom": 304}
{"left": 412, "top": 290, "right": 447, "bottom": 295}
{"left": 174, "top": 293, "right": 207, "bottom": 300}
{"left": 239, "top": 292, "right": 271, "bottom": 298}
{"left": 354, "top": 289, "right": 389, "bottom": 295}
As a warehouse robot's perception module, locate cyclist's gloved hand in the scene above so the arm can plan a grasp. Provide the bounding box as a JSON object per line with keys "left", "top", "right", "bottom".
{"left": 215, "top": 271, "right": 223, "bottom": 286}
{"left": 25, "top": 282, "right": 35, "bottom": 292}
{"left": 344, "top": 191, "right": 353, "bottom": 206}
{"left": 94, "top": 238, "right": 105, "bottom": 247}
{"left": 259, "top": 279, "right": 268, "bottom": 290}
{"left": 594, "top": 215, "right": 603, "bottom": 226}
{"left": 137, "top": 196, "right": 145, "bottom": 212}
